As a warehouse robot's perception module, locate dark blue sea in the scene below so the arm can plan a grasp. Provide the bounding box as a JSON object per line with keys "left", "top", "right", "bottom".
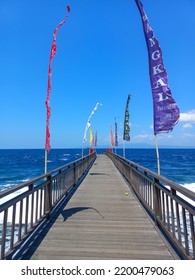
{"left": 0, "top": 148, "right": 195, "bottom": 193}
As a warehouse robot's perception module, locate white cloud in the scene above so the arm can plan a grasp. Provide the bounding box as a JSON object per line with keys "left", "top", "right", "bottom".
{"left": 182, "top": 123, "right": 193, "bottom": 129}
{"left": 182, "top": 133, "right": 195, "bottom": 138}
{"left": 179, "top": 110, "right": 195, "bottom": 122}
{"left": 134, "top": 134, "right": 153, "bottom": 140}
{"left": 167, "top": 135, "right": 173, "bottom": 138}
{"left": 158, "top": 134, "right": 173, "bottom": 140}
{"left": 134, "top": 134, "right": 148, "bottom": 139}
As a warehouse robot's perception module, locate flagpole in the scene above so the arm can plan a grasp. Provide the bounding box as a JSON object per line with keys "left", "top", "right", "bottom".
{"left": 154, "top": 134, "right": 160, "bottom": 175}
{"left": 44, "top": 149, "right": 48, "bottom": 174}
{"left": 82, "top": 142, "right": 84, "bottom": 158}
{"left": 123, "top": 140, "right": 126, "bottom": 158}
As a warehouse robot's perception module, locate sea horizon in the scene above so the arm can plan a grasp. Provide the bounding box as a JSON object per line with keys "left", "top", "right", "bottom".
{"left": 1, "top": 148, "right": 195, "bottom": 190}
{"left": 0, "top": 145, "right": 195, "bottom": 150}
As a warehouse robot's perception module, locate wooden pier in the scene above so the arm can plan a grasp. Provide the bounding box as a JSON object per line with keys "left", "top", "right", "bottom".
{"left": 29, "top": 154, "right": 178, "bottom": 260}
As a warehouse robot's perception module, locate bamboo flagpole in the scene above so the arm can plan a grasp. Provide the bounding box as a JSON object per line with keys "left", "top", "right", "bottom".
{"left": 95, "top": 131, "right": 97, "bottom": 148}
{"left": 44, "top": 6, "right": 70, "bottom": 174}
{"left": 135, "top": 0, "right": 180, "bottom": 174}
{"left": 123, "top": 141, "right": 125, "bottom": 158}
{"left": 154, "top": 134, "right": 160, "bottom": 175}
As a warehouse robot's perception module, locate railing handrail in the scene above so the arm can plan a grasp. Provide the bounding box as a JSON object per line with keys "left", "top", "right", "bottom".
{"left": 105, "top": 151, "right": 195, "bottom": 260}
{"left": 0, "top": 155, "right": 91, "bottom": 200}
{"left": 107, "top": 152, "right": 195, "bottom": 202}
{"left": 0, "top": 152, "right": 96, "bottom": 259}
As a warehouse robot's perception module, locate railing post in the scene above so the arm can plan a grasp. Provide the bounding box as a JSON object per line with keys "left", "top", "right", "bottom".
{"left": 153, "top": 178, "right": 162, "bottom": 225}
{"left": 29, "top": 183, "right": 34, "bottom": 229}
{"left": 74, "top": 162, "right": 76, "bottom": 184}
{"left": 45, "top": 175, "right": 52, "bottom": 218}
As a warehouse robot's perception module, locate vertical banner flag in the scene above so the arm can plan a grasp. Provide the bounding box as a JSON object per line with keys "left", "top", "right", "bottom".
{"left": 83, "top": 102, "right": 102, "bottom": 143}
{"left": 123, "top": 94, "right": 130, "bottom": 141}
{"left": 135, "top": 0, "right": 180, "bottom": 134}
{"left": 115, "top": 121, "right": 118, "bottom": 146}
{"left": 89, "top": 126, "right": 94, "bottom": 146}
{"left": 45, "top": 6, "right": 70, "bottom": 152}
{"left": 110, "top": 126, "right": 115, "bottom": 146}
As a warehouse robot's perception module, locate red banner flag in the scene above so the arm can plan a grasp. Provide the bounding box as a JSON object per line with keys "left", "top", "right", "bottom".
{"left": 110, "top": 126, "right": 115, "bottom": 147}
{"left": 45, "top": 6, "right": 70, "bottom": 152}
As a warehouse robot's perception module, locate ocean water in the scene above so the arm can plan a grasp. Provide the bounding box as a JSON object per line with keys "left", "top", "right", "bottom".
{"left": 0, "top": 149, "right": 82, "bottom": 192}
{"left": 0, "top": 148, "right": 195, "bottom": 193}
{"left": 115, "top": 148, "right": 195, "bottom": 188}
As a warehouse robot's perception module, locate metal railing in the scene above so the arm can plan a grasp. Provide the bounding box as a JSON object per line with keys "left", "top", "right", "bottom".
{"left": 105, "top": 151, "right": 195, "bottom": 260}
{"left": 0, "top": 152, "right": 96, "bottom": 259}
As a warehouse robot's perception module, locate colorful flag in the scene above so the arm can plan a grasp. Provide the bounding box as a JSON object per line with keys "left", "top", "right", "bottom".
{"left": 83, "top": 102, "right": 102, "bottom": 143}
{"left": 123, "top": 95, "right": 130, "bottom": 141}
{"left": 89, "top": 126, "right": 95, "bottom": 146}
{"left": 45, "top": 6, "right": 70, "bottom": 152}
{"left": 110, "top": 126, "right": 115, "bottom": 146}
{"left": 115, "top": 121, "right": 118, "bottom": 146}
{"left": 135, "top": 0, "right": 180, "bottom": 134}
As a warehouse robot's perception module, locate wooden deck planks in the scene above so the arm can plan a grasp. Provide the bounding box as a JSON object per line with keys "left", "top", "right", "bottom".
{"left": 30, "top": 154, "right": 179, "bottom": 260}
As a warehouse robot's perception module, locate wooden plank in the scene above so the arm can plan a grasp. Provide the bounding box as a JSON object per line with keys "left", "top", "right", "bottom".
{"left": 30, "top": 154, "right": 179, "bottom": 260}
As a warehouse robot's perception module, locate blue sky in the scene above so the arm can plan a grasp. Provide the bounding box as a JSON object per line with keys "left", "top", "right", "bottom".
{"left": 1, "top": 0, "right": 195, "bottom": 149}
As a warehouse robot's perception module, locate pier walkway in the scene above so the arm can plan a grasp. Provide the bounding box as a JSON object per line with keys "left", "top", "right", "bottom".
{"left": 29, "top": 154, "right": 178, "bottom": 260}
